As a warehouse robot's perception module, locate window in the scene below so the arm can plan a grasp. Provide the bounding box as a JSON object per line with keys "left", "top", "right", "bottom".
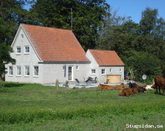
{"left": 110, "top": 68, "right": 112, "bottom": 72}
{"left": 9, "top": 66, "right": 13, "bottom": 76}
{"left": 25, "top": 66, "right": 30, "bottom": 76}
{"left": 34, "top": 66, "right": 39, "bottom": 76}
{"left": 76, "top": 65, "right": 79, "bottom": 70}
{"left": 16, "top": 46, "right": 21, "bottom": 54}
{"left": 16, "top": 66, "right": 21, "bottom": 76}
{"left": 24, "top": 46, "right": 30, "bottom": 54}
{"left": 101, "top": 69, "right": 105, "bottom": 75}
{"left": 119, "top": 68, "right": 122, "bottom": 72}
{"left": 91, "top": 69, "right": 96, "bottom": 74}
{"left": 63, "top": 65, "right": 66, "bottom": 77}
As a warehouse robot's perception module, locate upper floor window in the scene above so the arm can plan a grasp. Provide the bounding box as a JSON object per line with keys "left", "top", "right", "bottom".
{"left": 16, "top": 46, "right": 21, "bottom": 54}
{"left": 91, "top": 69, "right": 96, "bottom": 74}
{"left": 9, "top": 66, "right": 13, "bottom": 76}
{"left": 16, "top": 66, "right": 21, "bottom": 76}
{"left": 101, "top": 69, "right": 105, "bottom": 75}
{"left": 110, "top": 68, "right": 112, "bottom": 72}
{"left": 25, "top": 66, "right": 30, "bottom": 76}
{"left": 24, "top": 46, "right": 30, "bottom": 54}
{"left": 34, "top": 66, "right": 39, "bottom": 76}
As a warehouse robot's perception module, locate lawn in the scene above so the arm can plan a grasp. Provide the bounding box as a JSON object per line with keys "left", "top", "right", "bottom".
{"left": 0, "top": 82, "right": 165, "bottom": 131}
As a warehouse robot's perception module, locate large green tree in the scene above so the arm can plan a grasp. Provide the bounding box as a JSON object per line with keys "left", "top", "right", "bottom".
{"left": 0, "top": 0, "right": 26, "bottom": 79}
{"left": 29, "top": 0, "right": 110, "bottom": 50}
{"left": 97, "top": 8, "right": 165, "bottom": 81}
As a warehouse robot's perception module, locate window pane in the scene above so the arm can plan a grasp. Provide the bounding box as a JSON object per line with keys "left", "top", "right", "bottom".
{"left": 17, "top": 47, "right": 21, "bottom": 53}
{"left": 17, "top": 66, "right": 21, "bottom": 75}
{"left": 34, "top": 66, "right": 39, "bottom": 76}
{"left": 25, "top": 66, "right": 30, "bottom": 75}
{"left": 25, "top": 46, "right": 30, "bottom": 53}
{"left": 101, "top": 69, "right": 105, "bottom": 74}
{"left": 9, "top": 66, "right": 13, "bottom": 75}
{"left": 91, "top": 69, "right": 96, "bottom": 74}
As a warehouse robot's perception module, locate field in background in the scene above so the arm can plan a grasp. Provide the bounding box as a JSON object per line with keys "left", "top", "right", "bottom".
{"left": 0, "top": 82, "right": 165, "bottom": 131}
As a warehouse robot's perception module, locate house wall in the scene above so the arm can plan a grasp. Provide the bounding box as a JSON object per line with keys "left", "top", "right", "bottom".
{"left": 86, "top": 50, "right": 124, "bottom": 84}
{"left": 5, "top": 27, "right": 43, "bottom": 83}
{"left": 42, "top": 63, "right": 90, "bottom": 84}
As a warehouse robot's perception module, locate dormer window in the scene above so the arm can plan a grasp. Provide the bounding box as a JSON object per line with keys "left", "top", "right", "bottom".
{"left": 24, "top": 46, "right": 30, "bottom": 54}
{"left": 16, "top": 46, "right": 21, "bottom": 54}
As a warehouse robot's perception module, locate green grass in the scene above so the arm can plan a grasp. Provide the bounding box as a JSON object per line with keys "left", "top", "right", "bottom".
{"left": 0, "top": 82, "right": 165, "bottom": 131}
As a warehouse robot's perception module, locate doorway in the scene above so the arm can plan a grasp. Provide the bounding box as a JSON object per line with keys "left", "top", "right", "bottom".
{"left": 68, "top": 66, "right": 73, "bottom": 81}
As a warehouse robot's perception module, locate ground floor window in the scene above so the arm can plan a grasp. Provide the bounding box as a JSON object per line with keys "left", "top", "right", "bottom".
{"left": 9, "top": 66, "right": 13, "bottom": 76}
{"left": 34, "top": 66, "right": 39, "bottom": 76}
{"left": 101, "top": 69, "right": 105, "bottom": 75}
{"left": 16, "top": 66, "right": 21, "bottom": 76}
{"left": 91, "top": 69, "right": 96, "bottom": 74}
{"left": 25, "top": 66, "right": 30, "bottom": 76}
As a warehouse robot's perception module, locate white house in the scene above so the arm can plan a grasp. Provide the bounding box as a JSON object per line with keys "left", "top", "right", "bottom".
{"left": 86, "top": 49, "right": 124, "bottom": 84}
{"left": 5, "top": 24, "right": 124, "bottom": 85}
{"left": 5, "top": 24, "right": 90, "bottom": 84}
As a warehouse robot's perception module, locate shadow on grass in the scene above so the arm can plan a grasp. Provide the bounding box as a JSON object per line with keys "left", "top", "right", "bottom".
{"left": 0, "top": 81, "right": 24, "bottom": 88}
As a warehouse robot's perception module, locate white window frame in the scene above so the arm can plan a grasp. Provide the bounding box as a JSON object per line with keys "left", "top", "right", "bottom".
{"left": 16, "top": 66, "right": 21, "bottom": 76}
{"left": 24, "top": 45, "right": 30, "bottom": 54}
{"left": 16, "top": 46, "right": 21, "bottom": 54}
{"left": 8, "top": 66, "right": 13, "bottom": 76}
{"left": 24, "top": 65, "right": 30, "bottom": 76}
{"left": 101, "top": 68, "right": 106, "bottom": 75}
{"left": 91, "top": 69, "right": 96, "bottom": 74}
{"left": 33, "top": 65, "right": 39, "bottom": 77}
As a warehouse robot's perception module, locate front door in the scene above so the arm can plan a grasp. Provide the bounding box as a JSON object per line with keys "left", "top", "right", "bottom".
{"left": 68, "top": 66, "right": 73, "bottom": 81}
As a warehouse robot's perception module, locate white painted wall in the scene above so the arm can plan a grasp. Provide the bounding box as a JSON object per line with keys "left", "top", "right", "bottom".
{"left": 5, "top": 27, "right": 43, "bottom": 83}
{"left": 86, "top": 50, "right": 124, "bottom": 83}
{"left": 42, "top": 63, "right": 90, "bottom": 83}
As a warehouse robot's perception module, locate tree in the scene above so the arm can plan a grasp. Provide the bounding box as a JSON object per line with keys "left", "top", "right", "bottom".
{"left": 97, "top": 8, "right": 165, "bottom": 81}
{"left": 139, "top": 8, "right": 158, "bottom": 35}
{"left": 0, "top": 44, "right": 15, "bottom": 80}
{"left": 30, "top": 0, "right": 110, "bottom": 50}
{"left": 0, "top": 0, "right": 25, "bottom": 79}
{"left": 126, "top": 51, "right": 161, "bottom": 81}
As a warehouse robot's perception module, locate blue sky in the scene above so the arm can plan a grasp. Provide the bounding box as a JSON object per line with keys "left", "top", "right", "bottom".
{"left": 107, "top": 0, "right": 165, "bottom": 23}
{"left": 24, "top": 0, "right": 165, "bottom": 23}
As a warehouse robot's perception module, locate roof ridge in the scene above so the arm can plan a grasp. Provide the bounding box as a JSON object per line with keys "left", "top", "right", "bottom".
{"left": 89, "top": 49, "right": 116, "bottom": 52}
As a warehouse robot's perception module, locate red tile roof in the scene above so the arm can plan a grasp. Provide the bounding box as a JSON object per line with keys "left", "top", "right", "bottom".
{"left": 22, "top": 24, "right": 89, "bottom": 62}
{"left": 89, "top": 49, "right": 124, "bottom": 66}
